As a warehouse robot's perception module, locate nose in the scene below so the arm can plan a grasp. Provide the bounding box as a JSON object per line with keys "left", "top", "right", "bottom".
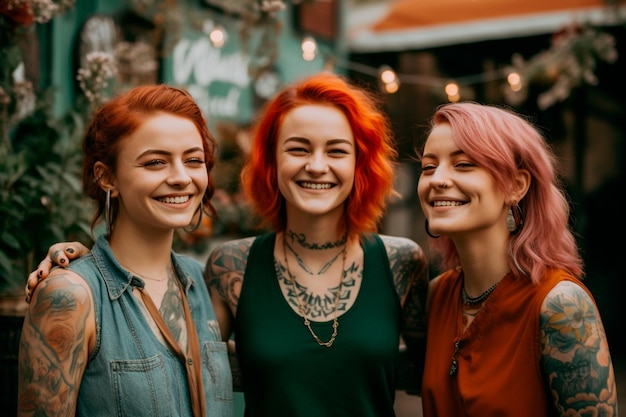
{"left": 167, "top": 161, "right": 193, "bottom": 187}
{"left": 429, "top": 166, "right": 450, "bottom": 189}
{"left": 305, "top": 152, "right": 329, "bottom": 174}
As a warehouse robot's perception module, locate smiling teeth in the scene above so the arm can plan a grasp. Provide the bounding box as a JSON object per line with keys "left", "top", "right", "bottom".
{"left": 159, "top": 196, "right": 190, "bottom": 204}
{"left": 433, "top": 201, "right": 463, "bottom": 206}
{"left": 300, "top": 182, "right": 331, "bottom": 189}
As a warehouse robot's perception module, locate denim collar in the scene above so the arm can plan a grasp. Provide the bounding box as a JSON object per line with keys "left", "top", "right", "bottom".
{"left": 90, "top": 234, "right": 195, "bottom": 300}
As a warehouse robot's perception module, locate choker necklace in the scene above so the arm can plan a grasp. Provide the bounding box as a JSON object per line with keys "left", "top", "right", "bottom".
{"left": 461, "top": 281, "right": 499, "bottom": 305}
{"left": 284, "top": 239, "right": 343, "bottom": 275}
{"left": 283, "top": 236, "right": 346, "bottom": 347}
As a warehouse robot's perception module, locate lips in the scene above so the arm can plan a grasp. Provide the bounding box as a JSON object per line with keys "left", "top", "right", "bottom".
{"left": 431, "top": 200, "right": 465, "bottom": 207}
{"left": 298, "top": 181, "right": 334, "bottom": 190}
{"left": 156, "top": 195, "right": 191, "bottom": 204}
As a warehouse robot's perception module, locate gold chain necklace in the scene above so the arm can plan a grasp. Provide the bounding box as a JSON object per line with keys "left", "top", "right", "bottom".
{"left": 282, "top": 235, "right": 346, "bottom": 347}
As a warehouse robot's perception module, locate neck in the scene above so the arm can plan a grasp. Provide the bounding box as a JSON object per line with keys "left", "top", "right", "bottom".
{"left": 285, "top": 229, "right": 347, "bottom": 251}
{"left": 109, "top": 223, "right": 174, "bottom": 274}
{"left": 454, "top": 228, "right": 510, "bottom": 292}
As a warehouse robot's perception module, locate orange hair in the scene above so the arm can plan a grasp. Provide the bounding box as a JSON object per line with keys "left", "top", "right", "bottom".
{"left": 241, "top": 72, "right": 398, "bottom": 238}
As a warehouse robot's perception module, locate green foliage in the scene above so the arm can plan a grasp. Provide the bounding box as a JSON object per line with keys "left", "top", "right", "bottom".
{"left": 0, "top": 95, "right": 94, "bottom": 294}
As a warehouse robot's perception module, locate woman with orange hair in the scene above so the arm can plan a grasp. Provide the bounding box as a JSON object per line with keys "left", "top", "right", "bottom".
{"left": 411, "top": 101, "right": 617, "bottom": 416}
{"left": 204, "top": 72, "right": 428, "bottom": 416}
{"left": 26, "top": 73, "right": 429, "bottom": 416}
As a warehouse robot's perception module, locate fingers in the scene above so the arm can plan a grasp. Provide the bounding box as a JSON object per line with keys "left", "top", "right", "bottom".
{"left": 25, "top": 242, "right": 85, "bottom": 303}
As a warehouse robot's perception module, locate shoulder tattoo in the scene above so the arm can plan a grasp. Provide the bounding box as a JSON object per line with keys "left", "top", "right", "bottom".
{"left": 540, "top": 281, "right": 617, "bottom": 415}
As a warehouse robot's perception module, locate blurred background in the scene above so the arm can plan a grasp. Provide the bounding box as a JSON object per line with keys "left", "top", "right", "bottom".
{"left": 1, "top": 0, "right": 624, "bottom": 415}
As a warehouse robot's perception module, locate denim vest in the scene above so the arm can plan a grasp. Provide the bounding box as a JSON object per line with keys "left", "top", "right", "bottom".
{"left": 68, "top": 235, "right": 233, "bottom": 417}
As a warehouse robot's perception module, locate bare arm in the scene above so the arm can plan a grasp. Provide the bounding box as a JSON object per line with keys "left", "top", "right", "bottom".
{"left": 380, "top": 235, "right": 429, "bottom": 395}
{"left": 25, "top": 242, "right": 91, "bottom": 302}
{"left": 18, "top": 271, "right": 95, "bottom": 417}
{"left": 540, "top": 280, "right": 617, "bottom": 416}
{"left": 204, "top": 237, "right": 254, "bottom": 392}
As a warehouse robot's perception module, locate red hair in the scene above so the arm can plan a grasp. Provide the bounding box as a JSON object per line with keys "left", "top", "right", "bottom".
{"left": 422, "top": 102, "right": 583, "bottom": 283}
{"left": 82, "top": 84, "right": 218, "bottom": 233}
{"left": 241, "top": 72, "right": 398, "bottom": 238}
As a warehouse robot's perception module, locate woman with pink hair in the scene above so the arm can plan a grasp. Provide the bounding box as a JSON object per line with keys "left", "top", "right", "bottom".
{"left": 410, "top": 101, "right": 617, "bottom": 416}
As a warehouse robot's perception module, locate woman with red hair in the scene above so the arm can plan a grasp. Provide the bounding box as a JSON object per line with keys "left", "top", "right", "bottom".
{"left": 26, "top": 73, "right": 429, "bottom": 416}
{"left": 412, "top": 101, "right": 617, "bottom": 416}
{"left": 204, "top": 72, "right": 427, "bottom": 416}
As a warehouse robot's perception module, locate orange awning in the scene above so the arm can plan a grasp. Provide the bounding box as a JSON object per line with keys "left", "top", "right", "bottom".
{"left": 347, "top": 0, "right": 624, "bottom": 52}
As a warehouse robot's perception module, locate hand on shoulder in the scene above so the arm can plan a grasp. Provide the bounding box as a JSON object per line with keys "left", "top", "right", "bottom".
{"left": 25, "top": 241, "right": 91, "bottom": 303}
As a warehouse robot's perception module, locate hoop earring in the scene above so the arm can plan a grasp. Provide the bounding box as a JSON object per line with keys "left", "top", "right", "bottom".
{"left": 425, "top": 220, "right": 440, "bottom": 238}
{"left": 506, "top": 204, "right": 524, "bottom": 234}
{"left": 105, "top": 189, "right": 113, "bottom": 236}
{"left": 183, "top": 205, "right": 203, "bottom": 233}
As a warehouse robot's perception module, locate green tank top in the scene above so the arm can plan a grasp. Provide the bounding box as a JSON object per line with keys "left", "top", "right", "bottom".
{"left": 235, "top": 233, "right": 401, "bottom": 417}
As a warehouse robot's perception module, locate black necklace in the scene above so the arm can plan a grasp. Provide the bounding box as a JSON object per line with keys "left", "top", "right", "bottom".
{"left": 461, "top": 281, "right": 499, "bottom": 305}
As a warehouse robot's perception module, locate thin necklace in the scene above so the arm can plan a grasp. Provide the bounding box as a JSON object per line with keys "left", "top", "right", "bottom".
{"left": 283, "top": 235, "right": 346, "bottom": 347}
{"left": 121, "top": 263, "right": 171, "bottom": 282}
{"left": 461, "top": 281, "right": 499, "bottom": 305}
{"left": 284, "top": 239, "right": 343, "bottom": 275}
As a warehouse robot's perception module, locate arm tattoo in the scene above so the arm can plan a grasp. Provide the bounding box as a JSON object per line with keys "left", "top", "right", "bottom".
{"left": 18, "top": 274, "right": 91, "bottom": 417}
{"left": 540, "top": 281, "right": 617, "bottom": 416}
{"left": 205, "top": 238, "right": 253, "bottom": 311}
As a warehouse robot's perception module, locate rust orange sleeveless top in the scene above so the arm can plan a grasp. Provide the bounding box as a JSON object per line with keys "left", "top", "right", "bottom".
{"left": 422, "top": 268, "right": 588, "bottom": 417}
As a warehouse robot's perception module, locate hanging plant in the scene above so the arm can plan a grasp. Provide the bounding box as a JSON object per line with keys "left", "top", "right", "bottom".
{"left": 504, "top": 23, "right": 618, "bottom": 110}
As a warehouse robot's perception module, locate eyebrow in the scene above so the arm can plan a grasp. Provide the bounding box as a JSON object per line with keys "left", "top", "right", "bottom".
{"left": 284, "top": 137, "right": 354, "bottom": 146}
{"left": 422, "top": 149, "right": 464, "bottom": 159}
{"left": 136, "top": 147, "right": 204, "bottom": 158}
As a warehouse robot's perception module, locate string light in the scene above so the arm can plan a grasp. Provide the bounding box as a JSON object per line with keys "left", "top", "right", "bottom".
{"left": 301, "top": 36, "right": 317, "bottom": 61}
{"left": 332, "top": 56, "right": 509, "bottom": 100}
{"left": 378, "top": 65, "right": 400, "bottom": 94}
{"left": 203, "top": 19, "right": 227, "bottom": 48}
{"left": 507, "top": 72, "right": 522, "bottom": 92}
{"left": 444, "top": 82, "right": 460, "bottom": 102}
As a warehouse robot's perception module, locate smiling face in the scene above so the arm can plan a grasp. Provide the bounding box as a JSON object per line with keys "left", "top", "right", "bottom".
{"left": 276, "top": 104, "right": 356, "bottom": 220}
{"left": 109, "top": 113, "right": 208, "bottom": 233}
{"left": 417, "top": 123, "right": 508, "bottom": 238}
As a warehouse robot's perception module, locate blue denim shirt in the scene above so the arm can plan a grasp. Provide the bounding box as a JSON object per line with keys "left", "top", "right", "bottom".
{"left": 68, "top": 234, "right": 233, "bottom": 417}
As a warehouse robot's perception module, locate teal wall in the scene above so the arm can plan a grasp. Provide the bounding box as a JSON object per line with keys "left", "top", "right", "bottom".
{"left": 46, "top": 0, "right": 343, "bottom": 129}
{"left": 47, "top": 0, "right": 127, "bottom": 117}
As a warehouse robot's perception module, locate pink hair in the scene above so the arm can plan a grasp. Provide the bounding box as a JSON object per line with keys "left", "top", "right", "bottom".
{"left": 423, "top": 102, "right": 583, "bottom": 283}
